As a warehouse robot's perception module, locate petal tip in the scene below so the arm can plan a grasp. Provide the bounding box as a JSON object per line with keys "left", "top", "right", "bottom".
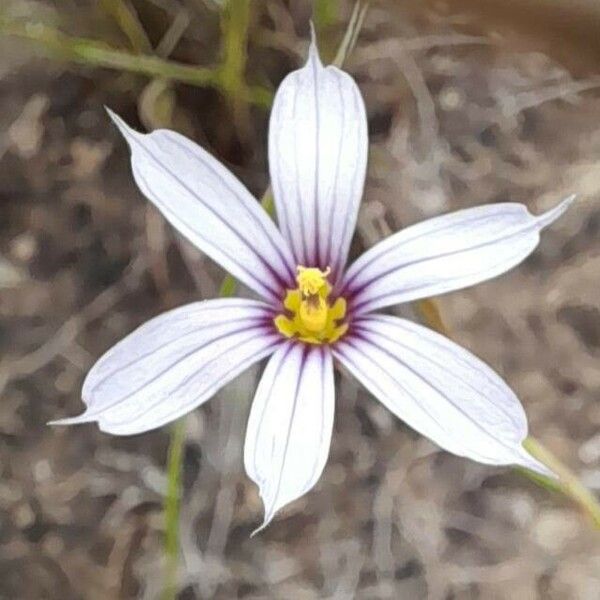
{"left": 307, "top": 22, "right": 322, "bottom": 67}
{"left": 104, "top": 105, "right": 118, "bottom": 121}
{"left": 105, "top": 107, "right": 141, "bottom": 143}
{"left": 537, "top": 194, "right": 576, "bottom": 229}
{"left": 48, "top": 412, "right": 96, "bottom": 427}
{"left": 250, "top": 509, "right": 276, "bottom": 537}
{"left": 249, "top": 522, "right": 267, "bottom": 538}
{"left": 517, "top": 446, "right": 557, "bottom": 479}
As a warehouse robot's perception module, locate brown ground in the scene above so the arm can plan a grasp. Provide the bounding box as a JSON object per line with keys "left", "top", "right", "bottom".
{"left": 1, "top": 1, "right": 599, "bottom": 599}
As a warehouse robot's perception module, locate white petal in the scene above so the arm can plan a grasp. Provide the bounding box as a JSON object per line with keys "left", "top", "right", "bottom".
{"left": 268, "top": 40, "right": 368, "bottom": 279}
{"left": 334, "top": 315, "right": 553, "bottom": 476}
{"left": 107, "top": 109, "right": 296, "bottom": 302}
{"left": 342, "top": 197, "right": 574, "bottom": 315}
{"left": 51, "top": 299, "right": 280, "bottom": 435}
{"left": 244, "top": 342, "right": 335, "bottom": 532}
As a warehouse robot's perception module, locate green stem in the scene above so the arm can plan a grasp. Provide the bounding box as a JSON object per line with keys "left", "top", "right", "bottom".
{"left": 4, "top": 21, "right": 213, "bottom": 82}
{"left": 219, "top": 0, "right": 251, "bottom": 108}
{"left": 163, "top": 418, "right": 186, "bottom": 600}
{"left": 314, "top": 0, "right": 339, "bottom": 31}
{"left": 0, "top": 19, "right": 271, "bottom": 107}
{"left": 313, "top": 0, "right": 340, "bottom": 62}
{"left": 523, "top": 436, "right": 600, "bottom": 528}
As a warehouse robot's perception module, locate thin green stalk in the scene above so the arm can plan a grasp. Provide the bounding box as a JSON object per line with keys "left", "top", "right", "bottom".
{"left": 313, "top": 0, "right": 340, "bottom": 62}
{"left": 0, "top": 19, "right": 272, "bottom": 107}
{"left": 218, "top": 274, "right": 239, "bottom": 298}
{"left": 3, "top": 21, "right": 213, "bottom": 82}
{"left": 314, "top": 0, "right": 339, "bottom": 31}
{"left": 219, "top": 0, "right": 251, "bottom": 107}
{"left": 523, "top": 437, "right": 600, "bottom": 528}
{"left": 163, "top": 418, "right": 186, "bottom": 600}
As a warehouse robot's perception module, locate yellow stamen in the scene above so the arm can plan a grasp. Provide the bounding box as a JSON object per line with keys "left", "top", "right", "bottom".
{"left": 296, "top": 266, "right": 331, "bottom": 295}
{"left": 274, "top": 266, "right": 348, "bottom": 345}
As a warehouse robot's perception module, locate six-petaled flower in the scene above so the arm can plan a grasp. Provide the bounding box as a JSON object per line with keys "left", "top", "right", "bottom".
{"left": 52, "top": 39, "right": 573, "bottom": 531}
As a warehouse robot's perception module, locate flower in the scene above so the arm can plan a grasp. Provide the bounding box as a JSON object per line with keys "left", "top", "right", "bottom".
{"left": 52, "top": 39, "right": 573, "bottom": 530}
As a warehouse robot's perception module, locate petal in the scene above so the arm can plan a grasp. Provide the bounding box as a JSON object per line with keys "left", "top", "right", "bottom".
{"left": 244, "top": 342, "right": 335, "bottom": 532}
{"left": 107, "top": 109, "right": 296, "bottom": 302}
{"left": 51, "top": 299, "right": 280, "bottom": 435}
{"left": 342, "top": 197, "right": 574, "bottom": 315}
{"left": 268, "top": 40, "right": 368, "bottom": 279}
{"left": 334, "top": 315, "right": 553, "bottom": 476}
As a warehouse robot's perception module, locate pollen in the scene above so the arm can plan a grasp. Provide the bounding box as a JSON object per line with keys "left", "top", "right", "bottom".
{"left": 274, "top": 266, "right": 348, "bottom": 345}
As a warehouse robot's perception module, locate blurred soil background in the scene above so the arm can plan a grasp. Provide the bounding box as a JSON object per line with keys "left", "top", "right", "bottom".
{"left": 1, "top": 0, "right": 599, "bottom": 598}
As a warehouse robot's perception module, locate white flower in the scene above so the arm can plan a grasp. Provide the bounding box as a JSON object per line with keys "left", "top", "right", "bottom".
{"left": 53, "top": 39, "right": 573, "bottom": 530}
